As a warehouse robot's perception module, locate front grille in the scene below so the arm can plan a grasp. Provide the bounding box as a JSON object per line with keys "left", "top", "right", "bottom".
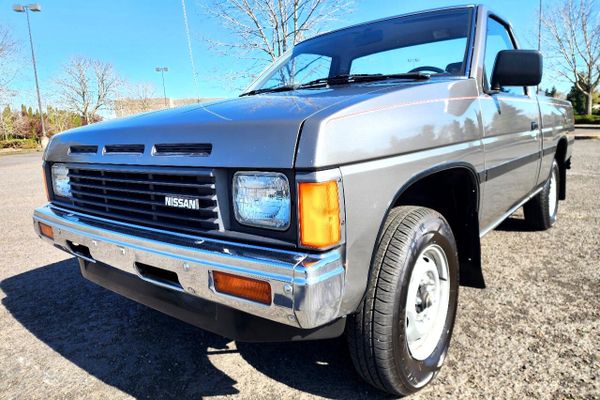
{"left": 53, "top": 165, "right": 220, "bottom": 235}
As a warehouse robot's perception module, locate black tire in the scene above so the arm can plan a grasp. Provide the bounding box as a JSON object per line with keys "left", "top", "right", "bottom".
{"left": 524, "top": 159, "right": 559, "bottom": 230}
{"left": 347, "top": 206, "right": 459, "bottom": 396}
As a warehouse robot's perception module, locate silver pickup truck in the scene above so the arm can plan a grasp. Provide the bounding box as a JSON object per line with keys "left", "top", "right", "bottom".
{"left": 33, "top": 5, "right": 574, "bottom": 395}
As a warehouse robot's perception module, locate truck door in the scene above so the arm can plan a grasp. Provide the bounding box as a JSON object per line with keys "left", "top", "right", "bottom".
{"left": 478, "top": 16, "right": 542, "bottom": 230}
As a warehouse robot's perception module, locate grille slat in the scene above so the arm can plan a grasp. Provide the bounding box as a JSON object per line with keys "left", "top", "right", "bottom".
{"left": 69, "top": 188, "right": 217, "bottom": 211}
{"left": 55, "top": 165, "right": 220, "bottom": 234}
{"left": 69, "top": 181, "right": 215, "bottom": 197}
{"left": 68, "top": 165, "right": 214, "bottom": 178}
{"left": 68, "top": 197, "right": 218, "bottom": 220}
{"left": 68, "top": 172, "right": 215, "bottom": 189}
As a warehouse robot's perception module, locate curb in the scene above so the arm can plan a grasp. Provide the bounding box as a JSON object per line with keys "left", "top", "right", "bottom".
{"left": 572, "top": 135, "right": 600, "bottom": 140}
{"left": 0, "top": 149, "right": 42, "bottom": 157}
{"left": 574, "top": 125, "right": 600, "bottom": 130}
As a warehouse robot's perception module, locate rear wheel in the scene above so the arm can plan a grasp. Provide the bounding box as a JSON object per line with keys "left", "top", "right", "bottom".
{"left": 524, "top": 159, "right": 559, "bottom": 230}
{"left": 347, "top": 206, "right": 459, "bottom": 396}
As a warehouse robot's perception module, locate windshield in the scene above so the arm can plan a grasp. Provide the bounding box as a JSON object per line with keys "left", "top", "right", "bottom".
{"left": 246, "top": 8, "right": 474, "bottom": 94}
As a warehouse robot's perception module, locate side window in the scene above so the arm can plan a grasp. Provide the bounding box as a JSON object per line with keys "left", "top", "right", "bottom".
{"left": 484, "top": 18, "right": 524, "bottom": 95}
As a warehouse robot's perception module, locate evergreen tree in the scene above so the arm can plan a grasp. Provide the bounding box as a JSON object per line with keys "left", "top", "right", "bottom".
{"left": 544, "top": 86, "right": 557, "bottom": 97}
{"left": 566, "top": 85, "right": 586, "bottom": 115}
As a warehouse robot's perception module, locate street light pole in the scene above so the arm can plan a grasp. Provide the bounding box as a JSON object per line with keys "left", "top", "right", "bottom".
{"left": 13, "top": 3, "right": 47, "bottom": 148}
{"left": 537, "top": 0, "right": 542, "bottom": 95}
{"left": 155, "top": 67, "right": 169, "bottom": 108}
{"left": 181, "top": 0, "right": 201, "bottom": 102}
{"left": 538, "top": 0, "right": 542, "bottom": 51}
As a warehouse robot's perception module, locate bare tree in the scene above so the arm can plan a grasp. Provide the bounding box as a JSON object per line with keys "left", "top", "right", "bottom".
{"left": 131, "top": 83, "right": 157, "bottom": 112}
{"left": 542, "top": 0, "right": 600, "bottom": 115}
{"left": 201, "top": 0, "right": 353, "bottom": 74}
{"left": 0, "top": 27, "right": 17, "bottom": 103}
{"left": 114, "top": 82, "right": 158, "bottom": 117}
{"left": 46, "top": 106, "right": 83, "bottom": 135}
{"left": 56, "top": 57, "right": 120, "bottom": 124}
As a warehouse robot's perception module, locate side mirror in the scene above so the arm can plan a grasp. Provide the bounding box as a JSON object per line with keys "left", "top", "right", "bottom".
{"left": 490, "top": 50, "right": 543, "bottom": 90}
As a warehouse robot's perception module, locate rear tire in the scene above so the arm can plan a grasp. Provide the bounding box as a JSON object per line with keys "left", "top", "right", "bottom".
{"left": 524, "top": 159, "right": 559, "bottom": 230}
{"left": 347, "top": 206, "right": 459, "bottom": 396}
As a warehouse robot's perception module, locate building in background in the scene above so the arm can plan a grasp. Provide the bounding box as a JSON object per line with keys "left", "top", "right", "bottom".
{"left": 113, "top": 97, "right": 220, "bottom": 118}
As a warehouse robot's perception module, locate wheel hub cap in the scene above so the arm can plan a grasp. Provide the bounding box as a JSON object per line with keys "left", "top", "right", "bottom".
{"left": 405, "top": 244, "right": 450, "bottom": 361}
{"left": 549, "top": 166, "right": 558, "bottom": 218}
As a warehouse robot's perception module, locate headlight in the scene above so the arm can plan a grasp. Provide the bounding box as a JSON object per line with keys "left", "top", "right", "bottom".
{"left": 51, "top": 163, "right": 71, "bottom": 198}
{"left": 232, "top": 172, "right": 290, "bottom": 230}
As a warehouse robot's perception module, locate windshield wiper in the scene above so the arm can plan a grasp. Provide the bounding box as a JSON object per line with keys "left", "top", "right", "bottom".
{"left": 240, "top": 72, "right": 431, "bottom": 96}
{"left": 298, "top": 72, "right": 431, "bottom": 88}
{"left": 239, "top": 85, "right": 296, "bottom": 97}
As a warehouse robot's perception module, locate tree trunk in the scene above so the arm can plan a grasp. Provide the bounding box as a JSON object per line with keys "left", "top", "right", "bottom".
{"left": 585, "top": 92, "right": 593, "bottom": 116}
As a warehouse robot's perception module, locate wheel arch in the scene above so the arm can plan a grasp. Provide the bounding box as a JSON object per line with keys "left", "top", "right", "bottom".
{"left": 371, "top": 162, "right": 485, "bottom": 289}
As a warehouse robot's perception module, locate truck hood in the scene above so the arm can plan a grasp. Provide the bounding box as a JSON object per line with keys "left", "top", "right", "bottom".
{"left": 45, "top": 85, "right": 400, "bottom": 168}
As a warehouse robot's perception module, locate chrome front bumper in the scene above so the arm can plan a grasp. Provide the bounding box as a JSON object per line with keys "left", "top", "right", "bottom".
{"left": 33, "top": 205, "right": 346, "bottom": 329}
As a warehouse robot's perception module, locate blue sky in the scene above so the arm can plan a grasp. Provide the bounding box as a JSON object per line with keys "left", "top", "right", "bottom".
{"left": 2, "top": 0, "right": 564, "bottom": 109}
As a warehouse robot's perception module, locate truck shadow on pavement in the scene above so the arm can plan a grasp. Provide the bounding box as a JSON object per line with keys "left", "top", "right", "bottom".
{"left": 495, "top": 216, "right": 537, "bottom": 232}
{"left": 1, "top": 258, "right": 384, "bottom": 399}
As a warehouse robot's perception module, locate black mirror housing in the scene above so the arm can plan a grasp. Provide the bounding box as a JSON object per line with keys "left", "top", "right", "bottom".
{"left": 490, "top": 50, "right": 543, "bottom": 90}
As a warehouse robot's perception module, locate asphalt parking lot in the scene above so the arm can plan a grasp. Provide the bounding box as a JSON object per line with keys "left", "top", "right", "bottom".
{"left": 1, "top": 138, "right": 598, "bottom": 399}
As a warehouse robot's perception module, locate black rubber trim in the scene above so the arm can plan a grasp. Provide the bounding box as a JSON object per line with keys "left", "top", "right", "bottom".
{"left": 367, "top": 162, "right": 484, "bottom": 290}
{"left": 78, "top": 260, "right": 346, "bottom": 342}
{"left": 485, "top": 150, "right": 541, "bottom": 181}
{"left": 389, "top": 162, "right": 481, "bottom": 212}
{"left": 474, "top": 145, "right": 557, "bottom": 183}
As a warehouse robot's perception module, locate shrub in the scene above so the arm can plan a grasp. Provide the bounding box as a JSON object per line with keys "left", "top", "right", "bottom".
{"left": 574, "top": 114, "right": 600, "bottom": 125}
{"left": 0, "top": 138, "right": 40, "bottom": 150}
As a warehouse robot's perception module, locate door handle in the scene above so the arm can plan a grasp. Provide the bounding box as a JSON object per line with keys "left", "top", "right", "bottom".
{"left": 531, "top": 121, "right": 539, "bottom": 131}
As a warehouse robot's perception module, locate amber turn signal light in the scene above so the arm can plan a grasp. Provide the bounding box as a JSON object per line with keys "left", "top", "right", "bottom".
{"left": 298, "top": 180, "right": 341, "bottom": 249}
{"left": 213, "top": 271, "right": 272, "bottom": 305}
{"left": 38, "top": 222, "right": 54, "bottom": 239}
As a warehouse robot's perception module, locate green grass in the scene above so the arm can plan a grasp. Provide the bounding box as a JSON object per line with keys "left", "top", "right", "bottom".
{"left": 574, "top": 114, "right": 600, "bottom": 125}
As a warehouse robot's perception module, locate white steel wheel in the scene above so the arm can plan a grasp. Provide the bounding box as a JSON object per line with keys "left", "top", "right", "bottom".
{"left": 548, "top": 163, "right": 558, "bottom": 219}
{"left": 524, "top": 159, "right": 561, "bottom": 230}
{"left": 347, "top": 206, "right": 459, "bottom": 396}
{"left": 405, "top": 244, "right": 450, "bottom": 361}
